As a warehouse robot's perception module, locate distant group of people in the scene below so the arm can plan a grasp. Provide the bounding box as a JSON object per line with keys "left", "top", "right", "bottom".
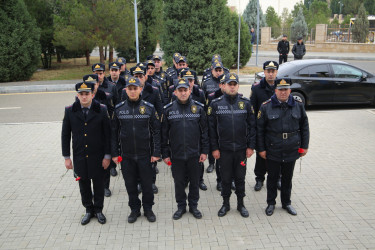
{"left": 61, "top": 51, "right": 309, "bottom": 226}
{"left": 277, "top": 34, "right": 306, "bottom": 64}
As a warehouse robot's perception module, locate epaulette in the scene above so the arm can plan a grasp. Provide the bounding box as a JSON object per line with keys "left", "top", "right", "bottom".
{"left": 203, "top": 77, "right": 211, "bottom": 82}
{"left": 193, "top": 100, "right": 204, "bottom": 107}
{"left": 294, "top": 97, "right": 302, "bottom": 103}
{"left": 262, "top": 99, "right": 271, "bottom": 105}
{"left": 208, "top": 92, "right": 215, "bottom": 97}
{"left": 169, "top": 85, "right": 175, "bottom": 89}
{"left": 115, "top": 101, "right": 125, "bottom": 109}
{"left": 163, "top": 102, "right": 173, "bottom": 109}
{"left": 240, "top": 96, "right": 249, "bottom": 101}
{"left": 65, "top": 104, "right": 73, "bottom": 109}
{"left": 211, "top": 96, "right": 223, "bottom": 103}
{"left": 100, "top": 103, "right": 106, "bottom": 107}
{"left": 142, "top": 100, "right": 154, "bottom": 108}
{"left": 252, "top": 82, "right": 260, "bottom": 87}
{"left": 152, "top": 86, "right": 158, "bottom": 90}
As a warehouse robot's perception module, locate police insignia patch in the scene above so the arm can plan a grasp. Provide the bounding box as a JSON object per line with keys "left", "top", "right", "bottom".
{"left": 191, "top": 105, "right": 197, "bottom": 114}
{"left": 139, "top": 106, "right": 146, "bottom": 114}
{"left": 207, "top": 107, "right": 212, "bottom": 115}
{"left": 238, "top": 101, "right": 244, "bottom": 110}
{"left": 257, "top": 111, "right": 261, "bottom": 119}
{"left": 155, "top": 112, "right": 159, "bottom": 120}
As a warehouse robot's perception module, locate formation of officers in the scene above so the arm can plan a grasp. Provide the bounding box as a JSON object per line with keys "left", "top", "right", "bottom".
{"left": 61, "top": 53, "right": 310, "bottom": 225}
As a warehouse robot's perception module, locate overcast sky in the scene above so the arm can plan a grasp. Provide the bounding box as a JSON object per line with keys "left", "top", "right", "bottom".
{"left": 227, "top": 0, "right": 302, "bottom": 15}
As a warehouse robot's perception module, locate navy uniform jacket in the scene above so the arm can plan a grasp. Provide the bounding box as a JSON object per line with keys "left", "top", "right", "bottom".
{"left": 202, "top": 76, "right": 221, "bottom": 98}
{"left": 162, "top": 98, "right": 209, "bottom": 160}
{"left": 257, "top": 94, "right": 309, "bottom": 162}
{"left": 99, "top": 77, "right": 118, "bottom": 109}
{"left": 61, "top": 99, "right": 111, "bottom": 179}
{"left": 250, "top": 77, "right": 276, "bottom": 115}
{"left": 108, "top": 75, "right": 127, "bottom": 104}
{"left": 208, "top": 94, "right": 256, "bottom": 152}
{"left": 111, "top": 99, "right": 161, "bottom": 159}
{"left": 121, "top": 82, "right": 163, "bottom": 116}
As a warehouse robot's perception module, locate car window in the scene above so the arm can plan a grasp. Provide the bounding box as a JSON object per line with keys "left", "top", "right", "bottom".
{"left": 297, "top": 65, "right": 330, "bottom": 77}
{"left": 331, "top": 64, "right": 362, "bottom": 79}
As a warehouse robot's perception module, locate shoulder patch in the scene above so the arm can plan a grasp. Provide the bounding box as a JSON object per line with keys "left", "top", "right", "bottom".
{"left": 115, "top": 101, "right": 125, "bottom": 109}
{"left": 193, "top": 100, "right": 204, "bottom": 107}
{"left": 208, "top": 92, "right": 215, "bottom": 97}
{"left": 142, "top": 100, "right": 154, "bottom": 108}
{"left": 163, "top": 102, "right": 173, "bottom": 109}
{"left": 293, "top": 96, "right": 303, "bottom": 103}
{"left": 211, "top": 96, "right": 223, "bottom": 104}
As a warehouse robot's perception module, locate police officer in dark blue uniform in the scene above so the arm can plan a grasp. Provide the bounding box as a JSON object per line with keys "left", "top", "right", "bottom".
{"left": 112, "top": 76, "right": 161, "bottom": 224}
{"left": 202, "top": 61, "right": 224, "bottom": 98}
{"left": 208, "top": 73, "right": 256, "bottom": 218}
{"left": 62, "top": 81, "right": 111, "bottom": 225}
{"left": 116, "top": 57, "right": 131, "bottom": 78}
{"left": 162, "top": 78, "right": 209, "bottom": 220}
{"left": 250, "top": 61, "right": 279, "bottom": 191}
{"left": 107, "top": 62, "right": 127, "bottom": 103}
{"left": 257, "top": 79, "right": 309, "bottom": 216}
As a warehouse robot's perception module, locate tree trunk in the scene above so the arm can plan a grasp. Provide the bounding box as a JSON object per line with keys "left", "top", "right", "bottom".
{"left": 99, "top": 46, "right": 104, "bottom": 64}
{"left": 104, "top": 46, "right": 107, "bottom": 61}
{"left": 85, "top": 50, "right": 90, "bottom": 66}
{"left": 109, "top": 45, "right": 113, "bottom": 63}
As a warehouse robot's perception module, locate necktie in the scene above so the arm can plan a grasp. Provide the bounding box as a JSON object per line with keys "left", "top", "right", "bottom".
{"left": 83, "top": 108, "right": 89, "bottom": 119}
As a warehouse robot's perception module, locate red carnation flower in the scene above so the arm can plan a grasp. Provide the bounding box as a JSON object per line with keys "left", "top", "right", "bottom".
{"left": 240, "top": 161, "right": 246, "bottom": 166}
{"left": 298, "top": 148, "right": 305, "bottom": 153}
{"left": 167, "top": 161, "right": 172, "bottom": 166}
{"left": 75, "top": 176, "right": 81, "bottom": 181}
{"left": 118, "top": 156, "right": 123, "bottom": 162}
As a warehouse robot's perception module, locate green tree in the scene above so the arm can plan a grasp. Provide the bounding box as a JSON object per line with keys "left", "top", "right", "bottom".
{"left": 243, "top": 0, "right": 267, "bottom": 30}
{"left": 161, "top": 0, "right": 235, "bottom": 72}
{"left": 307, "top": 0, "right": 330, "bottom": 30}
{"left": 265, "top": 6, "right": 281, "bottom": 38}
{"left": 341, "top": 14, "right": 353, "bottom": 25}
{"left": 291, "top": 7, "right": 308, "bottom": 43}
{"left": 281, "top": 8, "right": 293, "bottom": 30}
{"left": 331, "top": 17, "right": 340, "bottom": 25}
{"left": 352, "top": 3, "right": 369, "bottom": 43}
{"left": 229, "top": 11, "right": 252, "bottom": 67}
{"left": 364, "top": 0, "right": 375, "bottom": 15}
{"left": 24, "top": 0, "right": 54, "bottom": 69}
{"left": 292, "top": 2, "right": 308, "bottom": 18}
{"left": 0, "top": 0, "right": 41, "bottom": 82}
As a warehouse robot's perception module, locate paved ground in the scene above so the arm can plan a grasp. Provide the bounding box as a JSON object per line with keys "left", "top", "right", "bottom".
{"left": 0, "top": 89, "right": 375, "bottom": 249}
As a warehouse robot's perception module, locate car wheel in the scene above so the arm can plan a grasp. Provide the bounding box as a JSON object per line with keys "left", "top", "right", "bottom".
{"left": 291, "top": 92, "right": 306, "bottom": 106}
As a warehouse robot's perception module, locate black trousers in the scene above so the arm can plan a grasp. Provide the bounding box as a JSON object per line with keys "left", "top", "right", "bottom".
{"left": 279, "top": 54, "right": 288, "bottom": 64}
{"left": 266, "top": 159, "right": 296, "bottom": 206}
{"left": 220, "top": 150, "right": 247, "bottom": 199}
{"left": 172, "top": 157, "right": 200, "bottom": 209}
{"left": 254, "top": 152, "right": 267, "bottom": 182}
{"left": 78, "top": 176, "right": 105, "bottom": 213}
{"left": 121, "top": 155, "right": 154, "bottom": 211}
{"left": 104, "top": 160, "right": 116, "bottom": 189}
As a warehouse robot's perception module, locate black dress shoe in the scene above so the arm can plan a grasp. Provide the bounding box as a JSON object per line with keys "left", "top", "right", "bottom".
{"left": 137, "top": 183, "right": 142, "bottom": 194}
{"left": 206, "top": 163, "right": 214, "bottom": 173}
{"left": 199, "top": 181, "right": 207, "bottom": 191}
{"left": 189, "top": 207, "right": 202, "bottom": 219}
{"left": 237, "top": 205, "right": 249, "bottom": 218}
{"left": 254, "top": 180, "right": 263, "bottom": 191}
{"left": 128, "top": 210, "right": 141, "bottom": 223}
{"left": 282, "top": 205, "right": 297, "bottom": 215}
{"left": 144, "top": 210, "right": 156, "bottom": 222}
{"left": 152, "top": 183, "right": 158, "bottom": 194}
{"left": 104, "top": 188, "right": 111, "bottom": 197}
{"left": 231, "top": 181, "right": 236, "bottom": 191}
{"left": 265, "top": 205, "right": 275, "bottom": 216}
{"left": 155, "top": 165, "right": 159, "bottom": 174}
{"left": 218, "top": 205, "right": 230, "bottom": 217}
{"left": 277, "top": 178, "right": 281, "bottom": 190}
{"left": 96, "top": 212, "right": 106, "bottom": 224}
{"left": 216, "top": 182, "right": 222, "bottom": 191}
{"left": 173, "top": 208, "right": 186, "bottom": 220}
{"left": 81, "top": 212, "right": 94, "bottom": 225}
{"left": 110, "top": 168, "right": 118, "bottom": 177}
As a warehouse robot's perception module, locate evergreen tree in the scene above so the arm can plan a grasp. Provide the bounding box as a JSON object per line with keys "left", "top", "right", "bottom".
{"left": 291, "top": 7, "right": 308, "bottom": 43}
{"left": 352, "top": 3, "right": 369, "bottom": 43}
{"left": 24, "top": 0, "right": 54, "bottom": 69}
{"left": 161, "top": 0, "right": 235, "bottom": 72}
{"left": 0, "top": 0, "right": 41, "bottom": 82}
{"left": 307, "top": 0, "right": 330, "bottom": 30}
{"left": 243, "top": 0, "right": 267, "bottom": 30}
{"left": 229, "top": 11, "right": 252, "bottom": 67}
{"left": 265, "top": 6, "right": 281, "bottom": 38}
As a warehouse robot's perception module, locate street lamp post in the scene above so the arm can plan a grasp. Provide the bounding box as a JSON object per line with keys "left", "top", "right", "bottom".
{"left": 256, "top": 0, "right": 260, "bottom": 66}
{"left": 133, "top": 0, "right": 140, "bottom": 63}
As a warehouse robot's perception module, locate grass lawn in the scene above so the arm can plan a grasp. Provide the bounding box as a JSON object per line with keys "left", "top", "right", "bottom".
{"left": 30, "top": 56, "right": 262, "bottom": 81}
